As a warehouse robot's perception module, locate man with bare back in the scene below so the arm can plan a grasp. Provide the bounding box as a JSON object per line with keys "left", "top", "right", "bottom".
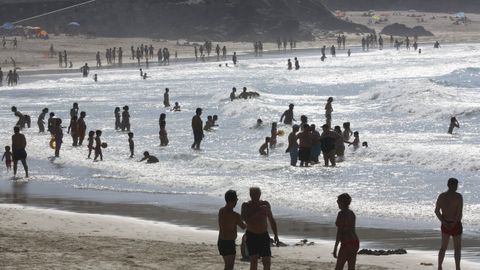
{"left": 218, "top": 190, "right": 246, "bottom": 270}
{"left": 435, "top": 178, "right": 463, "bottom": 270}
{"left": 241, "top": 187, "right": 279, "bottom": 270}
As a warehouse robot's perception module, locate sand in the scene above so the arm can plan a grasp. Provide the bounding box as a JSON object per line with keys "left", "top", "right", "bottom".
{"left": 1, "top": 204, "right": 474, "bottom": 270}
{"left": 2, "top": 10, "right": 480, "bottom": 72}
{"left": 345, "top": 10, "right": 480, "bottom": 43}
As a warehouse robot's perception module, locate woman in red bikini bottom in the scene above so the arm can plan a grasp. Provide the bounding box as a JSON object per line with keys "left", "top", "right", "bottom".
{"left": 333, "top": 193, "right": 360, "bottom": 270}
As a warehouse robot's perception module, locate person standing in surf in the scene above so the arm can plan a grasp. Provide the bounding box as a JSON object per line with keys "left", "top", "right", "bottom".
{"left": 121, "top": 106, "right": 130, "bottom": 132}
{"left": 448, "top": 117, "right": 460, "bottom": 134}
{"left": 94, "top": 130, "right": 103, "bottom": 161}
{"left": 296, "top": 124, "right": 312, "bottom": 167}
{"left": 53, "top": 118, "right": 63, "bottom": 158}
{"left": 77, "top": 111, "right": 87, "bottom": 146}
{"left": 286, "top": 125, "right": 300, "bottom": 166}
{"left": 12, "top": 127, "right": 28, "bottom": 178}
{"left": 280, "top": 104, "right": 296, "bottom": 125}
{"left": 159, "top": 113, "right": 168, "bottom": 146}
{"left": 163, "top": 88, "right": 170, "bottom": 107}
{"left": 325, "top": 97, "right": 334, "bottom": 127}
{"left": 232, "top": 52, "right": 237, "bottom": 65}
{"left": 114, "top": 107, "right": 121, "bottom": 130}
{"left": 191, "top": 108, "right": 204, "bottom": 150}
{"left": 37, "top": 108, "right": 48, "bottom": 133}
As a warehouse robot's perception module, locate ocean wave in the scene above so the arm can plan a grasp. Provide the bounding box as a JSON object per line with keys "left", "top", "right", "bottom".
{"left": 431, "top": 67, "right": 480, "bottom": 88}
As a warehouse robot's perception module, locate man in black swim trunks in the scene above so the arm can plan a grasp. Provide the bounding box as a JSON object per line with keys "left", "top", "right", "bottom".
{"left": 12, "top": 126, "right": 28, "bottom": 178}
{"left": 218, "top": 190, "right": 246, "bottom": 270}
{"left": 191, "top": 108, "right": 204, "bottom": 150}
{"left": 320, "top": 124, "right": 342, "bottom": 167}
{"left": 241, "top": 187, "right": 279, "bottom": 270}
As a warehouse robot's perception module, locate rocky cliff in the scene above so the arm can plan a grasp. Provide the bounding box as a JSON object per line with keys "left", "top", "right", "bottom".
{"left": 0, "top": 0, "right": 372, "bottom": 41}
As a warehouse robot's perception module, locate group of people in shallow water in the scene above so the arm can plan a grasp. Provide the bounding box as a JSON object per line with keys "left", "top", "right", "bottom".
{"left": 0, "top": 67, "right": 19, "bottom": 86}
{"left": 217, "top": 177, "right": 463, "bottom": 270}
{"left": 256, "top": 99, "right": 365, "bottom": 168}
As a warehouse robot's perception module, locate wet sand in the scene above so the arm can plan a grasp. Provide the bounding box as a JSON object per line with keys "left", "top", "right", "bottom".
{"left": 1, "top": 179, "right": 480, "bottom": 269}
{"left": 3, "top": 203, "right": 477, "bottom": 270}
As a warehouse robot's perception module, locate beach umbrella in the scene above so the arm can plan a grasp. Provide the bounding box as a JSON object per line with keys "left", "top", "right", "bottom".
{"left": 1, "top": 22, "right": 14, "bottom": 30}
{"left": 68, "top": 22, "right": 80, "bottom": 27}
{"left": 372, "top": 15, "right": 381, "bottom": 21}
{"left": 456, "top": 12, "right": 465, "bottom": 18}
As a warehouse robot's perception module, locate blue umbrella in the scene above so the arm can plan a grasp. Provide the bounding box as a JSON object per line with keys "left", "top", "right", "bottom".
{"left": 1, "top": 22, "right": 15, "bottom": 30}
{"left": 68, "top": 22, "right": 80, "bottom": 27}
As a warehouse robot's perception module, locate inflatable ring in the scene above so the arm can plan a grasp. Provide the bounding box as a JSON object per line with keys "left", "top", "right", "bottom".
{"left": 49, "top": 137, "right": 56, "bottom": 149}
{"left": 277, "top": 129, "right": 285, "bottom": 136}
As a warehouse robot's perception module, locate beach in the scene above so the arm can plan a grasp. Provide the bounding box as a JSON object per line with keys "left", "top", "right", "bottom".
{"left": 1, "top": 9, "right": 480, "bottom": 270}
{"left": 2, "top": 203, "right": 474, "bottom": 270}
{"left": 2, "top": 11, "right": 480, "bottom": 72}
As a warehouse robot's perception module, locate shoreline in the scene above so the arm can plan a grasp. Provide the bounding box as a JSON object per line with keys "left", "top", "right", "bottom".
{"left": 1, "top": 183, "right": 480, "bottom": 266}
{"left": 1, "top": 203, "right": 478, "bottom": 269}
{"left": 5, "top": 39, "right": 464, "bottom": 78}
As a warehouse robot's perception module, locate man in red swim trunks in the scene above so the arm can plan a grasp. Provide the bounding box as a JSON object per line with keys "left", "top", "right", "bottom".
{"left": 435, "top": 178, "right": 463, "bottom": 270}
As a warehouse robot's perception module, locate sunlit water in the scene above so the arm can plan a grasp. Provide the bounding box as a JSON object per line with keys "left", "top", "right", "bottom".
{"left": 1, "top": 43, "right": 479, "bottom": 236}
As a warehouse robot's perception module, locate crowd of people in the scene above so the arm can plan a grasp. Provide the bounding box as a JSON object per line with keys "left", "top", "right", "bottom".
{"left": 1, "top": 34, "right": 465, "bottom": 270}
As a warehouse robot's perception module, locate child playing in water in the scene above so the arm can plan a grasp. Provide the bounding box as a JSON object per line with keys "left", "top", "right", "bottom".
{"left": 114, "top": 107, "right": 121, "bottom": 130}
{"left": 212, "top": 115, "right": 219, "bottom": 127}
{"left": 259, "top": 137, "right": 270, "bottom": 156}
{"left": 342, "top": 122, "right": 353, "bottom": 141}
{"left": 172, "top": 102, "right": 181, "bottom": 112}
{"left": 448, "top": 117, "right": 460, "bottom": 134}
{"left": 128, "top": 132, "right": 134, "bottom": 158}
{"left": 87, "top": 130, "right": 95, "bottom": 159}
{"left": 2, "top": 146, "right": 12, "bottom": 172}
{"left": 204, "top": 115, "right": 214, "bottom": 131}
{"left": 270, "top": 122, "right": 278, "bottom": 148}
{"left": 253, "top": 119, "right": 263, "bottom": 129}
{"left": 94, "top": 130, "right": 103, "bottom": 161}
{"left": 348, "top": 131, "right": 360, "bottom": 149}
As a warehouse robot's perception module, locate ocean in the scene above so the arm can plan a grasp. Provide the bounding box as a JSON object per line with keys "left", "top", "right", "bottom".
{"left": 1, "top": 43, "right": 479, "bottom": 256}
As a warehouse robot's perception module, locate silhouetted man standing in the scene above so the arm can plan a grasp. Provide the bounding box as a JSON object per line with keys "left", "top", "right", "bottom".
{"left": 435, "top": 178, "right": 463, "bottom": 270}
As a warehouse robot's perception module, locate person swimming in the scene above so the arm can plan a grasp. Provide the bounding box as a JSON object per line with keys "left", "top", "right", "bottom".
{"left": 140, "top": 151, "right": 159, "bottom": 163}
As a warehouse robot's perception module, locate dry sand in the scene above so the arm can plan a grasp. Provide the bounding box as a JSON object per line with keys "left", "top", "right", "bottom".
{"left": 2, "top": 10, "right": 480, "bottom": 72}
{"left": 345, "top": 10, "right": 480, "bottom": 43}
{"left": 1, "top": 204, "right": 475, "bottom": 270}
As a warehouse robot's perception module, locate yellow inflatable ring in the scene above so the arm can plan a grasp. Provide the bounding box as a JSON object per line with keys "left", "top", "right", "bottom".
{"left": 49, "top": 137, "right": 56, "bottom": 149}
